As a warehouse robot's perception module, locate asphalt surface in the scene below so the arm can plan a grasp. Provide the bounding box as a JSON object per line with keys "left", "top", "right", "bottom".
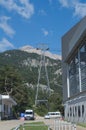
{"left": 0, "top": 116, "right": 86, "bottom": 130}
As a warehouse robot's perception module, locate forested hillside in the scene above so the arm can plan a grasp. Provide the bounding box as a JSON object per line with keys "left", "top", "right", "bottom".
{"left": 0, "top": 49, "right": 63, "bottom": 116}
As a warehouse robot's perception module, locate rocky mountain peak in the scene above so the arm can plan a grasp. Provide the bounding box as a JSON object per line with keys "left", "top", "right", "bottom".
{"left": 20, "top": 45, "right": 61, "bottom": 60}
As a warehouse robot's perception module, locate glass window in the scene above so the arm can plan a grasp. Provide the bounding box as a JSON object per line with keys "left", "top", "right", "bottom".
{"left": 80, "top": 42, "right": 86, "bottom": 91}
{"left": 69, "top": 52, "right": 79, "bottom": 96}
{"left": 80, "top": 43, "right": 86, "bottom": 67}
{"left": 68, "top": 41, "right": 86, "bottom": 96}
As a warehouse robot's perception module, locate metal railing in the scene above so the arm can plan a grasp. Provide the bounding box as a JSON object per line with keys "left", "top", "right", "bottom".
{"left": 54, "top": 119, "right": 76, "bottom": 130}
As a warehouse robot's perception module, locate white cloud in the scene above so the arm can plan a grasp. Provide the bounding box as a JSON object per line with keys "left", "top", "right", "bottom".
{"left": 0, "top": 38, "right": 15, "bottom": 52}
{"left": 38, "top": 10, "right": 47, "bottom": 16}
{"left": 0, "top": 0, "right": 34, "bottom": 19}
{"left": 58, "top": 0, "right": 86, "bottom": 18}
{"left": 74, "top": 2, "right": 86, "bottom": 17}
{"left": 59, "top": 0, "right": 70, "bottom": 7}
{"left": 42, "top": 28, "right": 49, "bottom": 36}
{"left": 0, "top": 16, "right": 15, "bottom": 37}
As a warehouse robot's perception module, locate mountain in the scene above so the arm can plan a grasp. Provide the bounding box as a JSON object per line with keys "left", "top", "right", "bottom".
{"left": 0, "top": 49, "right": 62, "bottom": 94}
{"left": 20, "top": 45, "right": 61, "bottom": 60}
{"left": 0, "top": 49, "right": 63, "bottom": 115}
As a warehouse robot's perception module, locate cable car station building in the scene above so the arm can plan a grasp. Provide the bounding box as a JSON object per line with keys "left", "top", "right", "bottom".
{"left": 62, "top": 16, "right": 86, "bottom": 123}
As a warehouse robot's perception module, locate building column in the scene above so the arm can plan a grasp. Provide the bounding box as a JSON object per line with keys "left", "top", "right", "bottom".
{"left": 78, "top": 49, "right": 82, "bottom": 92}
{"left": 67, "top": 64, "right": 70, "bottom": 98}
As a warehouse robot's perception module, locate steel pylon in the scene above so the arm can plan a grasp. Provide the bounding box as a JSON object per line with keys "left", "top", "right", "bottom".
{"left": 35, "top": 44, "right": 50, "bottom": 106}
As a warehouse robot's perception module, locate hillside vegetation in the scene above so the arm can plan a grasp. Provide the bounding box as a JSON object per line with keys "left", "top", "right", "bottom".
{"left": 0, "top": 49, "right": 63, "bottom": 116}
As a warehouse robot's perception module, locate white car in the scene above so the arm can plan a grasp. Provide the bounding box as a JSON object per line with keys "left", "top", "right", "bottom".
{"left": 24, "top": 109, "right": 35, "bottom": 120}
{"left": 44, "top": 111, "right": 61, "bottom": 119}
{"left": 44, "top": 114, "right": 50, "bottom": 119}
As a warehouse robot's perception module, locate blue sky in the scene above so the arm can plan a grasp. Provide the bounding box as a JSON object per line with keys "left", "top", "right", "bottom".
{"left": 0, "top": 0, "right": 86, "bottom": 55}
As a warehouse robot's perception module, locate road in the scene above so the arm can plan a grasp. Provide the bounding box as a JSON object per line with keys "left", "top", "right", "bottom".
{"left": 0, "top": 116, "right": 86, "bottom": 130}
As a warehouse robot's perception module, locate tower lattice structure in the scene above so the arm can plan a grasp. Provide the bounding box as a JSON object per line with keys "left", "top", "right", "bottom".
{"left": 35, "top": 44, "right": 50, "bottom": 106}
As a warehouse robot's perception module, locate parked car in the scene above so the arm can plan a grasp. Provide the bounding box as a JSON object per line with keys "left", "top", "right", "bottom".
{"left": 24, "top": 109, "right": 35, "bottom": 120}
{"left": 44, "top": 111, "right": 62, "bottom": 119}
{"left": 44, "top": 113, "right": 50, "bottom": 119}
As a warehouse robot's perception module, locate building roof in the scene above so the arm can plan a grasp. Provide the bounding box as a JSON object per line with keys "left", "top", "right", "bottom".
{"left": 1, "top": 95, "right": 17, "bottom": 105}
{"left": 62, "top": 16, "right": 86, "bottom": 62}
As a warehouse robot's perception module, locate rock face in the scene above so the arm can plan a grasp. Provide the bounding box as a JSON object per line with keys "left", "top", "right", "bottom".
{"left": 0, "top": 49, "right": 62, "bottom": 95}
{"left": 20, "top": 45, "right": 61, "bottom": 60}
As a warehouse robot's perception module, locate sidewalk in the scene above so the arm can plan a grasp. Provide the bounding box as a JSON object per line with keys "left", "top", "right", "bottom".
{"left": 0, "top": 120, "right": 23, "bottom": 130}
{"left": 0, "top": 119, "right": 35, "bottom": 130}
{"left": 76, "top": 126, "right": 86, "bottom": 130}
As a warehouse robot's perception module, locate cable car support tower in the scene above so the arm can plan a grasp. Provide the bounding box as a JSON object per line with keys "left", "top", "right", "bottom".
{"left": 35, "top": 44, "right": 50, "bottom": 106}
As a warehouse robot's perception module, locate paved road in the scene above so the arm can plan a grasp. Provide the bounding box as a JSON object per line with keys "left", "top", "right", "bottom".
{"left": 0, "top": 117, "right": 86, "bottom": 130}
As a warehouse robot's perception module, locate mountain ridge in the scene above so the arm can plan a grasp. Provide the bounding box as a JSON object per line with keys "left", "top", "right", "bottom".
{"left": 20, "top": 45, "right": 61, "bottom": 60}
{"left": 0, "top": 49, "right": 62, "bottom": 95}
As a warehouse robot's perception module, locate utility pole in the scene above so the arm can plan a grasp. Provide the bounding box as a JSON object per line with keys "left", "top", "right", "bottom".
{"left": 35, "top": 43, "right": 50, "bottom": 106}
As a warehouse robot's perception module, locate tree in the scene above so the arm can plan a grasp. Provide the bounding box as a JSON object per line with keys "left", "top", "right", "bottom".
{"left": 48, "top": 93, "right": 64, "bottom": 115}
{"left": 0, "top": 66, "right": 29, "bottom": 115}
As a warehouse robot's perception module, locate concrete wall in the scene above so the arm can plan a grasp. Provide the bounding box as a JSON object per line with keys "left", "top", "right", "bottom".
{"left": 65, "top": 96, "right": 86, "bottom": 123}
{"left": 1, "top": 99, "right": 12, "bottom": 120}
{"left": 0, "top": 95, "right": 17, "bottom": 120}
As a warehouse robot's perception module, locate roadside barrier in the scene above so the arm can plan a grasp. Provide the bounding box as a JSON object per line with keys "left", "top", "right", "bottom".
{"left": 54, "top": 119, "right": 76, "bottom": 130}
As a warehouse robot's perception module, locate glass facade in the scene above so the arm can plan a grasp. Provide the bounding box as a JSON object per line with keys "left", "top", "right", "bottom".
{"left": 69, "top": 52, "right": 80, "bottom": 96}
{"left": 69, "top": 40, "right": 86, "bottom": 97}
{"left": 80, "top": 42, "right": 86, "bottom": 91}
